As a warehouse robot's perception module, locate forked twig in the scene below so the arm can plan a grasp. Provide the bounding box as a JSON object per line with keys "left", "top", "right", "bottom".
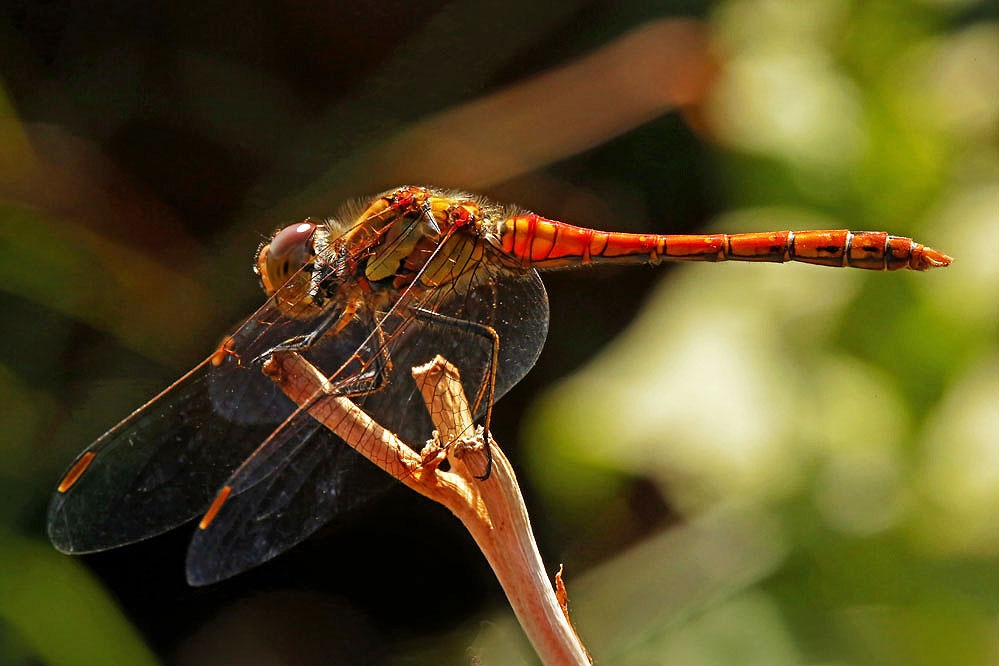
{"left": 261, "top": 351, "right": 591, "bottom": 666}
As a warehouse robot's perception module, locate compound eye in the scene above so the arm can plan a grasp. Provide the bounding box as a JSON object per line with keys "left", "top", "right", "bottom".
{"left": 259, "top": 221, "right": 317, "bottom": 293}
{"left": 270, "top": 221, "right": 317, "bottom": 259}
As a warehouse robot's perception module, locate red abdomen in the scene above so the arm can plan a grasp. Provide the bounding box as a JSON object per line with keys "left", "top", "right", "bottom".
{"left": 499, "top": 216, "right": 951, "bottom": 272}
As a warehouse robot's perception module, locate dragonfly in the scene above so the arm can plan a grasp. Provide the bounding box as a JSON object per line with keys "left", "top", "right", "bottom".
{"left": 48, "top": 185, "right": 952, "bottom": 585}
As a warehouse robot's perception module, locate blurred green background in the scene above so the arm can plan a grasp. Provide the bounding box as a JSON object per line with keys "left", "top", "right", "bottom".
{"left": 0, "top": 1, "right": 995, "bottom": 665}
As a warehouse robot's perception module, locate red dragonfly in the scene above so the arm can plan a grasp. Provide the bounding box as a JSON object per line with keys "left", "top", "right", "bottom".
{"left": 48, "top": 186, "right": 951, "bottom": 584}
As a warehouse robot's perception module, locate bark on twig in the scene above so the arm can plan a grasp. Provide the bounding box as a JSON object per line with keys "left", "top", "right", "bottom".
{"left": 261, "top": 351, "right": 590, "bottom": 665}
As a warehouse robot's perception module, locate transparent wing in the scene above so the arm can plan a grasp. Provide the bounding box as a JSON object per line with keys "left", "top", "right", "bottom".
{"left": 185, "top": 319, "right": 395, "bottom": 585}
{"left": 184, "top": 409, "right": 394, "bottom": 585}
{"left": 186, "top": 245, "right": 549, "bottom": 584}
{"left": 47, "top": 256, "right": 352, "bottom": 553}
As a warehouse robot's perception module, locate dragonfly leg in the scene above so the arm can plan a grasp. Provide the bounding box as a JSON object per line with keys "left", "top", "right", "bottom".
{"left": 411, "top": 307, "right": 499, "bottom": 480}
{"left": 329, "top": 317, "right": 394, "bottom": 399}
{"left": 254, "top": 300, "right": 359, "bottom": 364}
{"left": 327, "top": 362, "right": 384, "bottom": 399}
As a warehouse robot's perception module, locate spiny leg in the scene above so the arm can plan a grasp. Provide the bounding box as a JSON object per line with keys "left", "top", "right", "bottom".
{"left": 411, "top": 306, "right": 500, "bottom": 480}
{"left": 255, "top": 300, "right": 359, "bottom": 363}
{"left": 259, "top": 302, "right": 395, "bottom": 414}
{"left": 333, "top": 314, "right": 394, "bottom": 399}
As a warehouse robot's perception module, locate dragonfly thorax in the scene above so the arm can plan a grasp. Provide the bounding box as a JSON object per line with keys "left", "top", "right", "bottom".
{"left": 341, "top": 187, "right": 514, "bottom": 293}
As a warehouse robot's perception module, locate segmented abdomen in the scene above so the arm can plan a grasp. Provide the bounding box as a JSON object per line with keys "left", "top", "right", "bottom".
{"left": 499, "top": 216, "right": 951, "bottom": 272}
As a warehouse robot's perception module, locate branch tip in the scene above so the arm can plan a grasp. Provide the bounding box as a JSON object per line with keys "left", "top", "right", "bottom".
{"left": 263, "top": 350, "right": 590, "bottom": 664}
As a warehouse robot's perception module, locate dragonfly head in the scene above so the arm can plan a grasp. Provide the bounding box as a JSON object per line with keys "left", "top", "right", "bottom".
{"left": 256, "top": 220, "right": 319, "bottom": 296}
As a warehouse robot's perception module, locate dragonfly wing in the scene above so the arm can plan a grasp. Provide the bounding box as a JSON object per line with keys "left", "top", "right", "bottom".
{"left": 471, "top": 267, "right": 549, "bottom": 402}
{"left": 185, "top": 411, "right": 392, "bottom": 585}
{"left": 47, "top": 266, "right": 347, "bottom": 553}
{"left": 379, "top": 265, "right": 550, "bottom": 434}
{"left": 47, "top": 358, "right": 297, "bottom": 553}
{"left": 186, "top": 318, "right": 398, "bottom": 583}
{"left": 317, "top": 263, "right": 550, "bottom": 458}
{"left": 184, "top": 265, "right": 549, "bottom": 584}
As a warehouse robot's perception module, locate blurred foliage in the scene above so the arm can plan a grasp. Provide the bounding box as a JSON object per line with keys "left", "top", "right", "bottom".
{"left": 522, "top": 1, "right": 999, "bottom": 665}
{"left": 0, "top": 1, "right": 995, "bottom": 665}
{"left": 0, "top": 532, "right": 158, "bottom": 666}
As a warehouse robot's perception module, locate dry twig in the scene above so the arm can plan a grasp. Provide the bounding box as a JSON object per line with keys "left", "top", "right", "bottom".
{"left": 261, "top": 351, "right": 591, "bottom": 665}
